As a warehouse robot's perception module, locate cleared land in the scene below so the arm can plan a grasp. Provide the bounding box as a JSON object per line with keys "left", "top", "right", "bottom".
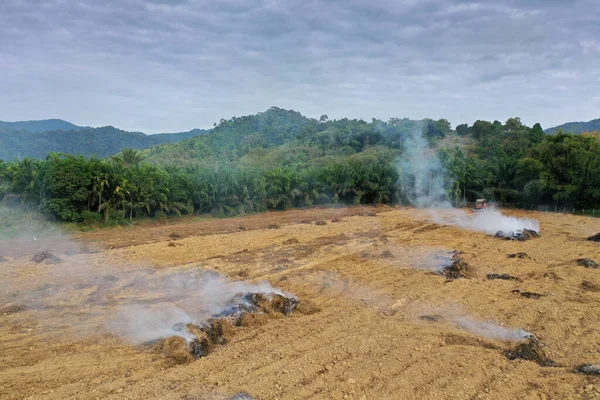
{"left": 1, "top": 206, "right": 600, "bottom": 400}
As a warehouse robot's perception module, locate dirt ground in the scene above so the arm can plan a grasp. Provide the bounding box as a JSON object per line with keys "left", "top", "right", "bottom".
{"left": 1, "top": 206, "right": 600, "bottom": 400}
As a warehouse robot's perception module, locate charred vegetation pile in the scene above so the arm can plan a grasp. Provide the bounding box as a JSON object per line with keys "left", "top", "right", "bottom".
{"left": 31, "top": 251, "right": 62, "bottom": 264}
{"left": 505, "top": 337, "right": 555, "bottom": 367}
{"left": 577, "top": 259, "right": 599, "bottom": 269}
{"left": 151, "top": 292, "right": 318, "bottom": 365}
{"left": 439, "top": 251, "right": 469, "bottom": 280}
{"left": 487, "top": 273, "right": 518, "bottom": 281}
{"left": 495, "top": 229, "right": 540, "bottom": 241}
{"left": 587, "top": 233, "right": 600, "bottom": 242}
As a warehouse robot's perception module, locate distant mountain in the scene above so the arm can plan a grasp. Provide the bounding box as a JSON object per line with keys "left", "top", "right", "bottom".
{"left": 545, "top": 118, "right": 600, "bottom": 134}
{"left": 0, "top": 126, "right": 209, "bottom": 161}
{"left": 0, "top": 119, "right": 86, "bottom": 133}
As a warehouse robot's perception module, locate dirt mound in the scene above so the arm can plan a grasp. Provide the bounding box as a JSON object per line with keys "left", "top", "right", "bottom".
{"left": 331, "top": 217, "right": 342, "bottom": 223}
{"left": 577, "top": 259, "right": 599, "bottom": 269}
{"left": 156, "top": 336, "right": 196, "bottom": 365}
{"left": 237, "top": 312, "right": 269, "bottom": 327}
{"left": 440, "top": 251, "right": 469, "bottom": 280}
{"left": 359, "top": 211, "right": 377, "bottom": 217}
{"left": 487, "top": 273, "right": 518, "bottom": 281}
{"left": 31, "top": 251, "right": 62, "bottom": 264}
{"left": 575, "top": 364, "right": 600, "bottom": 375}
{"left": 380, "top": 250, "right": 394, "bottom": 258}
{"left": 283, "top": 238, "right": 299, "bottom": 245}
{"left": 239, "top": 225, "right": 247, "bottom": 231}
{"left": 508, "top": 252, "right": 530, "bottom": 259}
{"left": 496, "top": 229, "right": 539, "bottom": 241}
{"left": 315, "top": 220, "right": 327, "bottom": 226}
{"left": 1, "top": 304, "right": 26, "bottom": 315}
{"left": 587, "top": 233, "right": 600, "bottom": 242}
{"left": 267, "top": 224, "right": 280, "bottom": 229}
{"left": 169, "top": 232, "right": 182, "bottom": 240}
{"left": 581, "top": 281, "right": 600, "bottom": 292}
{"left": 505, "top": 337, "right": 555, "bottom": 367}
{"left": 295, "top": 300, "right": 320, "bottom": 315}
{"left": 299, "top": 219, "right": 311, "bottom": 224}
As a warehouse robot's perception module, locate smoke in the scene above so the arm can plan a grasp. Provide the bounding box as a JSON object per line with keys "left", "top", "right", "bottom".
{"left": 0, "top": 209, "right": 293, "bottom": 345}
{"left": 431, "top": 206, "right": 540, "bottom": 235}
{"left": 107, "top": 270, "right": 293, "bottom": 344}
{"left": 397, "top": 125, "right": 540, "bottom": 234}
{"left": 398, "top": 124, "right": 447, "bottom": 207}
{"left": 411, "top": 303, "right": 532, "bottom": 342}
{"left": 452, "top": 317, "right": 532, "bottom": 342}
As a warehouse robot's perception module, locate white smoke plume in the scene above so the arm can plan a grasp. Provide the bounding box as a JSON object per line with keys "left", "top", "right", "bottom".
{"left": 397, "top": 125, "right": 540, "bottom": 234}
{"left": 107, "top": 270, "right": 293, "bottom": 344}
{"left": 452, "top": 317, "right": 532, "bottom": 342}
{"left": 431, "top": 206, "right": 540, "bottom": 235}
{"left": 412, "top": 303, "right": 532, "bottom": 342}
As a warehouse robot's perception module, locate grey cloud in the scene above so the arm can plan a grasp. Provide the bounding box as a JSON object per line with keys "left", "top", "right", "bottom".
{"left": 0, "top": 0, "right": 599, "bottom": 132}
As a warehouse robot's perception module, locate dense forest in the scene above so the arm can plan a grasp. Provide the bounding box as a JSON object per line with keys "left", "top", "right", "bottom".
{"left": 1, "top": 107, "right": 599, "bottom": 224}
{"left": 0, "top": 126, "right": 209, "bottom": 160}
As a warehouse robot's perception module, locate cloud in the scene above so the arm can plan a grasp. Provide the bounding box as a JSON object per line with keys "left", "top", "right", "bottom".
{"left": 0, "top": 0, "right": 599, "bottom": 132}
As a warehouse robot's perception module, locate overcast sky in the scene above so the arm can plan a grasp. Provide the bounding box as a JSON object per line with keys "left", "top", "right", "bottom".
{"left": 1, "top": 0, "right": 599, "bottom": 133}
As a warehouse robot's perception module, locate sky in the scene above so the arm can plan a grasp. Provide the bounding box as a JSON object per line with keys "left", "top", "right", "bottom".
{"left": 1, "top": 0, "right": 599, "bottom": 133}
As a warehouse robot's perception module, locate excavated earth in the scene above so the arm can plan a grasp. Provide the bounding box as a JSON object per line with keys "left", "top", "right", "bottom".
{"left": 1, "top": 206, "right": 600, "bottom": 399}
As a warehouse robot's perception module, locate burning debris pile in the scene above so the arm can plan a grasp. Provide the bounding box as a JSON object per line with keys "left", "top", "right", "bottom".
{"left": 495, "top": 229, "right": 539, "bottom": 241}
{"left": 149, "top": 291, "right": 310, "bottom": 365}
{"left": 587, "top": 233, "right": 600, "bottom": 242}
{"left": 577, "top": 259, "right": 599, "bottom": 269}
{"left": 438, "top": 251, "right": 469, "bottom": 280}
{"left": 505, "top": 337, "right": 555, "bottom": 367}
{"left": 31, "top": 251, "right": 62, "bottom": 264}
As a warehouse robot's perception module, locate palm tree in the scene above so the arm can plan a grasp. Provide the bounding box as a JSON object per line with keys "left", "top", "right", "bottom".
{"left": 112, "top": 148, "right": 145, "bottom": 167}
{"left": 265, "top": 168, "right": 300, "bottom": 210}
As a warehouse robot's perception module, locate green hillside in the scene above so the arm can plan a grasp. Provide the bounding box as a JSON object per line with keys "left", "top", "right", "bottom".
{"left": 0, "top": 119, "right": 85, "bottom": 133}
{"left": 1, "top": 108, "right": 599, "bottom": 225}
{"left": 545, "top": 118, "right": 600, "bottom": 134}
{"left": 0, "top": 126, "right": 209, "bottom": 161}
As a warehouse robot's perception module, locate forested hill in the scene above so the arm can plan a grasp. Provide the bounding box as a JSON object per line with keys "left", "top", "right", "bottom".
{"left": 145, "top": 106, "right": 425, "bottom": 166}
{"left": 0, "top": 119, "right": 86, "bottom": 133}
{"left": 545, "top": 118, "right": 600, "bottom": 134}
{"left": 0, "top": 126, "right": 209, "bottom": 161}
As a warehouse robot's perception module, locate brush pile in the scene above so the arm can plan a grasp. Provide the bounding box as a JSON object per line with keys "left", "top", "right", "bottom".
{"left": 31, "top": 251, "right": 62, "bottom": 264}
{"left": 152, "top": 292, "right": 314, "bottom": 364}
{"left": 577, "top": 259, "right": 599, "bottom": 269}
{"left": 505, "top": 337, "right": 554, "bottom": 366}
{"left": 487, "top": 273, "right": 518, "bottom": 281}
{"left": 495, "top": 229, "right": 539, "bottom": 241}
{"left": 587, "top": 233, "right": 600, "bottom": 242}
{"left": 575, "top": 364, "right": 600, "bottom": 375}
{"left": 439, "top": 251, "right": 469, "bottom": 280}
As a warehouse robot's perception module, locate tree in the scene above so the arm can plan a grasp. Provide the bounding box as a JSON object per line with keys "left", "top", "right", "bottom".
{"left": 112, "top": 148, "right": 145, "bottom": 167}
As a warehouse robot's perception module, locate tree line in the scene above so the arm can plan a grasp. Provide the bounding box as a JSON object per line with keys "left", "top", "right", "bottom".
{"left": 0, "top": 149, "right": 398, "bottom": 223}
{"left": 1, "top": 108, "right": 599, "bottom": 224}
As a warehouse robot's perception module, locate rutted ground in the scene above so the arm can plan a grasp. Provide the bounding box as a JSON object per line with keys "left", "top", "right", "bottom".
{"left": 1, "top": 206, "right": 600, "bottom": 399}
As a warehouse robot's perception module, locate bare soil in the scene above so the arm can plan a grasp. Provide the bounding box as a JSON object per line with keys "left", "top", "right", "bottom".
{"left": 1, "top": 206, "right": 600, "bottom": 399}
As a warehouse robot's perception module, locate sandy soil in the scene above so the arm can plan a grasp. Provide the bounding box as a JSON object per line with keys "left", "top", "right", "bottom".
{"left": 1, "top": 206, "right": 600, "bottom": 400}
